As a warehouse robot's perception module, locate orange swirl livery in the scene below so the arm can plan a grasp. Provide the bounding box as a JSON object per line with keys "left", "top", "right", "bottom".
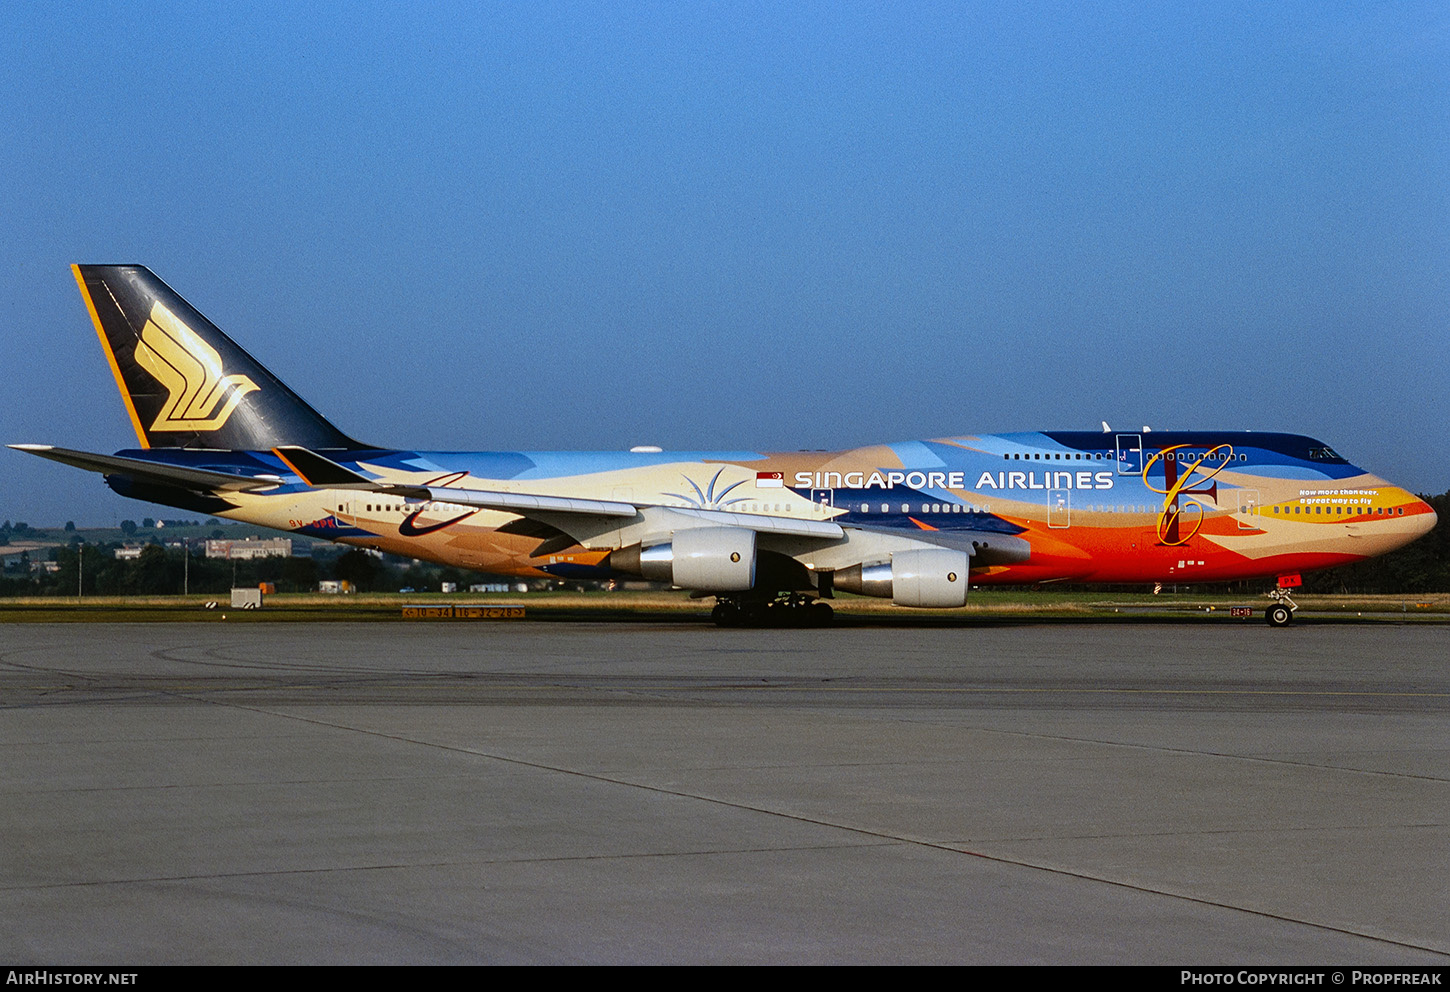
{"left": 11, "top": 265, "right": 1437, "bottom": 627}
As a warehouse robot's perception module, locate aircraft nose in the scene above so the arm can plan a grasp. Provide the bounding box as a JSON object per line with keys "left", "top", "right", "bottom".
{"left": 1407, "top": 495, "right": 1438, "bottom": 538}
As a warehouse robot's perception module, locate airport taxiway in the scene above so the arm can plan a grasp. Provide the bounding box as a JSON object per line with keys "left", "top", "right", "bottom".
{"left": 1, "top": 620, "right": 1446, "bottom": 964}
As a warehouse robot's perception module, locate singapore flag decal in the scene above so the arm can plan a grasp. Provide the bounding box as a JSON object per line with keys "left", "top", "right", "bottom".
{"left": 755, "top": 471, "right": 785, "bottom": 488}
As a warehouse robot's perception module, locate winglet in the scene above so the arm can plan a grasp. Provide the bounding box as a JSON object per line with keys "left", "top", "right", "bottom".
{"left": 272, "top": 446, "right": 428, "bottom": 498}
{"left": 272, "top": 446, "right": 369, "bottom": 487}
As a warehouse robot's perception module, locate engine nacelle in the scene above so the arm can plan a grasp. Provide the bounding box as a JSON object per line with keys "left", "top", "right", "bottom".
{"left": 891, "top": 548, "right": 970, "bottom": 607}
{"left": 833, "top": 548, "right": 970, "bottom": 608}
{"left": 613, "top": 527, "right": 757, "bottom": 591}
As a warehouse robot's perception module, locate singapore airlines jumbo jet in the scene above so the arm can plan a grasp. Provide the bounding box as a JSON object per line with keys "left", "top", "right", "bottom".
{"left": 12, "top": 265, "right": 1437, "bottom": 626}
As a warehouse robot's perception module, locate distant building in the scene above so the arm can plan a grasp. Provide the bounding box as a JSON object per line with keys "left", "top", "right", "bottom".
{"left": 205, "top": 538, "right": 293, "bottom": 559}
{"left": 114, "top": 545, "right": 150, "bottom": 560}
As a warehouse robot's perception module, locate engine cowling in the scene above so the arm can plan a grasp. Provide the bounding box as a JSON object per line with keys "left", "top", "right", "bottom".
{"left": 891, "top": 548, "right": 970, "bottom": 607}
{"left": 611, "top": 527, "right": 757, "bottom": 591}
{"left": 833, "top": 548, "right": 970, "bottom": 608}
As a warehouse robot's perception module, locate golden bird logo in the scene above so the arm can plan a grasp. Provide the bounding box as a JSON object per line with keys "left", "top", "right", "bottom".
{"left": 133, "top": 303, "right": 258, "bottom": 432}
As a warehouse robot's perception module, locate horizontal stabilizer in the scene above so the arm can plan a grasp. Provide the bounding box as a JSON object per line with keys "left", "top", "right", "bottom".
{"left": 9, "top": 444, "right": 282, "bottom": 493}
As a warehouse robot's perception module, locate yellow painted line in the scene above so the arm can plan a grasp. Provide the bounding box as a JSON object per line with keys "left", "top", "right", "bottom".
{"left": 72, "top": 264, "right": 149, "bottom": 448}
{"left": 270, "top": 447, "right": 313, "bottom": 486}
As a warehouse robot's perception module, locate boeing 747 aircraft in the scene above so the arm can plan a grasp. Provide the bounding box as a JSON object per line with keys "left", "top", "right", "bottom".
{"left": 12, "top": 265, "right": 1437, "bottom": 625}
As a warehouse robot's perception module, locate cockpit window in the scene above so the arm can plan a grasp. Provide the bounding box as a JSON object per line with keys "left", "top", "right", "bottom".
{"left": 1307, "top": 447, "right": 1346, "bottom": 462}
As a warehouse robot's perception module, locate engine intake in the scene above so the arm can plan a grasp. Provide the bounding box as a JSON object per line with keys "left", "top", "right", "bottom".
{"left": 608, "top": 527, "right": 757, "bottom": 591}
{"left": 833, "top": 547, "right": 970, "bottom": 608}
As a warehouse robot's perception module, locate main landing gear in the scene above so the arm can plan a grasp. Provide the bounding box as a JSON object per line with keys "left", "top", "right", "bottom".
{"left": 1264, "top": 587, "right": 1298, "bottom": 627}
{"left": 712, "top": 595, "right": 835, "bottom": 628}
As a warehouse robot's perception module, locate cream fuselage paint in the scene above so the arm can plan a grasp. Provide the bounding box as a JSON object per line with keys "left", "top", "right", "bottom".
{"left": 210, "top": 441, "right": 1434, "bottom": 586}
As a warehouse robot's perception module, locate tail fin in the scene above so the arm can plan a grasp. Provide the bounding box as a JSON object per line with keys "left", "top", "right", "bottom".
{"left": 73, "top": 264, "right": 361, "bottom": 451}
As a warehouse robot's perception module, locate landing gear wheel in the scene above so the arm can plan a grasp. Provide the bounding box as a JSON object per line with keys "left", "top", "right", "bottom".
{"left": 1265, "top": 603, "right": 1293, "bottom": 627}
{"left": 711, "top": 601, "right": 743, "bottom": 628}
{"left": 712, "top": 596, "right": 834, "bottom": 628}
{"left": 742, "top": 601, "right": 771, "bottom": 627}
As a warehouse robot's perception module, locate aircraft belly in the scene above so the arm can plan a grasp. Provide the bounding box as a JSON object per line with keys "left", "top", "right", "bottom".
{"left": 333, "top": 511, "right": 614, "bottom": 578}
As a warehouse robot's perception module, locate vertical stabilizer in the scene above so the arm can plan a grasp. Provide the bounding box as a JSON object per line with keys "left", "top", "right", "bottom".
{"left": 73, "top": 264, "right": 361, "bottom": 450}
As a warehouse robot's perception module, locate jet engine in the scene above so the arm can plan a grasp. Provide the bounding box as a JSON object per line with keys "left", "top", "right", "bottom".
{"left": 832, "top": 547, "right": 970, "bottom": 608}
{"left": 607, "top": 526, "right": 757, "bottom": 591}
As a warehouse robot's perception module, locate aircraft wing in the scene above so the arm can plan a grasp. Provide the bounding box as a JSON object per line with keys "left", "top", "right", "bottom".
{"left": 661, "top": 506, "right": 843, "bottom": 539}
{"left": 272, "top": 446, "right": 638, "bottom": 517}
{"left": 412, "top": 485, "right": 639, "bottom": 518}
{"left": 8, "top": 444, "right": 284, "bottom": 493}
{"left": 277, "top": 446, "right": 844, "bottom": 538}
{"left": 12, "top": 441, "right": 846, "bottom": 542}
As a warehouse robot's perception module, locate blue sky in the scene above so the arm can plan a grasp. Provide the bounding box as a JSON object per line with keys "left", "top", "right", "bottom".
{"left": 3, "top": 1, "right": 1447, "bottom": 525}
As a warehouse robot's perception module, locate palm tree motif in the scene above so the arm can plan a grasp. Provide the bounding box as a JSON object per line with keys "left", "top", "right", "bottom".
{"left": 662, "top": 467, "right": 751, "bottom": 509}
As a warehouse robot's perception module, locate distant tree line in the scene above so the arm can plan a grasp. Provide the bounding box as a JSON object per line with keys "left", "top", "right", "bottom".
{"left": 0, "top": 542, "right": 518, "bottom": 597}
{"left": 118, "top": 518, "right": 204, "bottom": 534}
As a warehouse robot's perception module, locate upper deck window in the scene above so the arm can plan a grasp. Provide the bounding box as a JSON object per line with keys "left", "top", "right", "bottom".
{"left": 1307, "top": 447, "right": 1346, "bottom": 462}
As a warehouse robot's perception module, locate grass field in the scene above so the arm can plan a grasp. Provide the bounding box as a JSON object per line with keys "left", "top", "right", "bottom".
{"left": 2, "top": 590, "right": 1446, "bottom": 624}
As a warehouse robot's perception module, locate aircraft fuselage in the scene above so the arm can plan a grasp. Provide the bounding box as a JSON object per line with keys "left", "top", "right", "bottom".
{"left": 105, "top": 430, "right": 1435, "bottom": 588}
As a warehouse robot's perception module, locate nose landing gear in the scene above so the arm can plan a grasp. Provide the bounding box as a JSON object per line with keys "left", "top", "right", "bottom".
{"left": 1264, "top": 587, "right": 1298, "bottom": 627}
